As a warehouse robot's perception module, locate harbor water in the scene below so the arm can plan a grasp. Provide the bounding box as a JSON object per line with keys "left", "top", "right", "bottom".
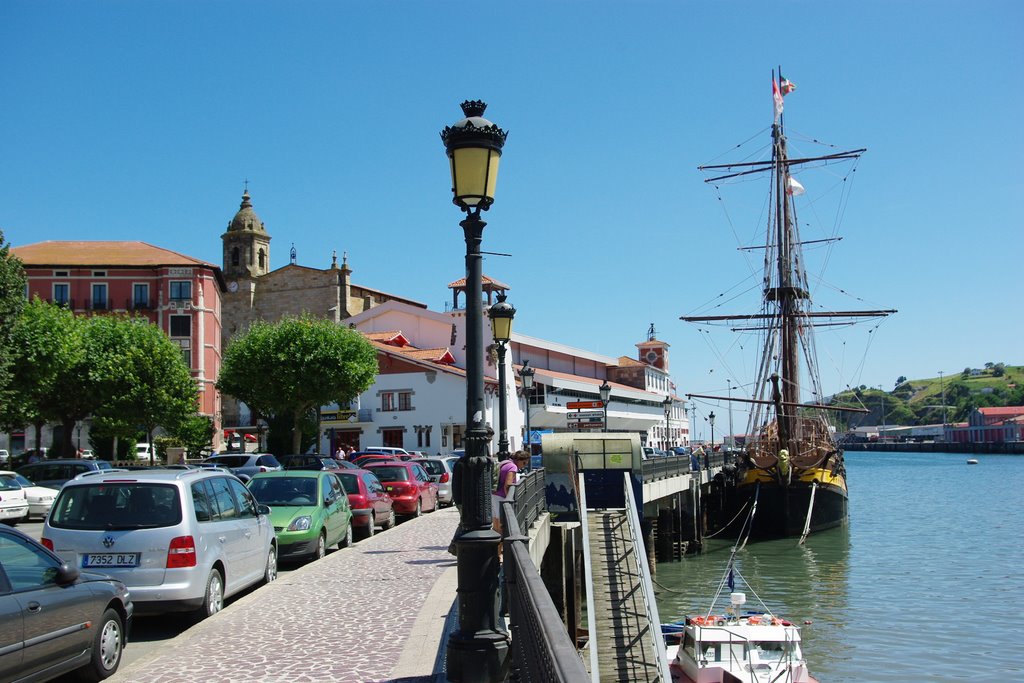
{"left": 652, "top": 450, "right": 1024, "bottom": 682}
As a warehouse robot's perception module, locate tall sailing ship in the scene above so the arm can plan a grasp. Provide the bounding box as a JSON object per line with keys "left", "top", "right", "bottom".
{"left": 683, "top": 71, "right": 895, "bottom": 540}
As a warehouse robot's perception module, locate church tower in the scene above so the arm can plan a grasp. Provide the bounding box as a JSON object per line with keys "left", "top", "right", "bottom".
{"left": 636, "top": 322, "right": 670, "bottom": 372}
{"left": 221, "top": 189, "right": 271, "bottom": 281}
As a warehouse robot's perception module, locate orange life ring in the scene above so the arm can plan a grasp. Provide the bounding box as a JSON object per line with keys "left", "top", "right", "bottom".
{"left": 748, "top": 616, "right": 761, "bottom": 625}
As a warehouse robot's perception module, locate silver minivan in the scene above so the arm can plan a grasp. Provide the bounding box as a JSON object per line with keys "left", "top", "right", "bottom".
{"left": 42, "top": 468, "right": 277, "bottom": 618}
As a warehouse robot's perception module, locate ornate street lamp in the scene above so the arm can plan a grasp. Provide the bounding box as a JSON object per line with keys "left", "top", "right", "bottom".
{"left": 708, "top": 411, "right": 716, "bottom": 455}
{"left": 662, "top": 395, "right": 672, "bottom": 450}
{"left": 519, "top": 361, "right": 535, "bottom": 459}
{"left": 600, "top": 380, "right": 611, "bottom": 431}
{"left": 489, "top": 293, "right": 516, "bottom": 459}
{"left": 441, "top": 100, "right": 509, "bottom": 683}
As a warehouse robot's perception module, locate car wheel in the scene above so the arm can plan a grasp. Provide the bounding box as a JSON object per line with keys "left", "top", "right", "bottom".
{"left": 263, "top": 546, "right": 278, "bottom": 584}
{"left": 339, "top": 521, "right": 353, "bottom": 548}
{"left": 78, "top": 607, "right": 124, "bottom": 681}
{"left": 198, "top": 569, "right": 224, "bottom": 620}
{"left": 362, "top": 513, "right": 375, "bottom": 539}
{"left": 413, "top": 499, "right": 422, "bottom": 518}
{"left": 314, "top": 532, "right": 327, "bottom": 560}
{"left": 384, "top": 509, "right": 396, "bottom": 530}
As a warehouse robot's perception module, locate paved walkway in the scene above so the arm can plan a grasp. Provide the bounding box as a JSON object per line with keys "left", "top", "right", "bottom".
{"left": 112, "top": 507, "right": 461, "bottom": 683}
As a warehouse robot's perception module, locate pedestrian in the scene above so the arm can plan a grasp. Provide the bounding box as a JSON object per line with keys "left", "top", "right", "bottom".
{"left": 492, "top": 450, "right": 526, "bottom": 540}
{"left": 334, "top": 446, "right": 345, "bottom": 461}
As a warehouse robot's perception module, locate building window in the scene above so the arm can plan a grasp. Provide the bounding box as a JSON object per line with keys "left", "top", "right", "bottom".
{"left": 133, "top": 284, "right": 150, "bottom": 309}
{"left": 91, "top": 284, "right": 107, "bottom": 310}
{"left": 169, "top": 315, "right": 191, "bottom": 338}
{"left": 170, "top": 281, "right": 192, "bottom": 302}
{"left": 398, "top": 392, "right": 413, "bottom": 411}
{"left": 53, "top": 283, "right": 69, "bottom": 306}
{"left": 173, "top": 339, "right": 192, "bottom": 367}
{"left": 258, "top": 249, "right": 265, "bottom": 269}
{"left": 231, "top": 247, "right": 240, "bottom": 267}
{"left": 415, "top": 426, "right": 431, "bottom": 448}
{"left": 452, "top": 425, "right": 464, "bottom": 449}
{"left": 381, "top": 392, "right": 395, "bottom": 412}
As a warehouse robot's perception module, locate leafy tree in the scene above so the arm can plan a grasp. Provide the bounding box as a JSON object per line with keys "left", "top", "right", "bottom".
{"left": 993, "top": 363, "right": 1006, "bottom": 377}
{"left": 1, "top": 299, "right": 86, "bottom": 454}
{"left": 86, "top": 315, "right": 198, "bottom": 465}
{"left": 217, "top": 315, "right": 378, "bottom": 453}
{"left": 895, "top": 376, "right": 907, "bottom": 387}
{"left": 170, "top": 414, "right": 216, "bottom": 459}
{"left": 0, "top": 230, "right": 27, "bottom": 418}
{"left": 984, "top": 362, "right": 994, "bottom": 370}
{"left": 961, "top": 368, "right": 971, "bottom": 378}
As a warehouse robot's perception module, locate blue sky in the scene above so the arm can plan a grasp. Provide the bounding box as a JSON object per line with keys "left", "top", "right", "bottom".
{"left": 2, "top": 1, "right": 1021, "bottom": 421}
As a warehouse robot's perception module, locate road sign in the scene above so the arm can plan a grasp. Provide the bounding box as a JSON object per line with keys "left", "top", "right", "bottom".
{"left": 567, "top": 400, "right": 604, "bottom": 410}
{"left": 573, "top": 421, "right": 603, "bottom": 429}
{"left": 568, "top": 410, "right": 605, "bottom": 420}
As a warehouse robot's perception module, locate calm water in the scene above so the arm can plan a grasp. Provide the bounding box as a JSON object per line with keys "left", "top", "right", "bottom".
{"left": 652, "top": 451, "right": 1024, "bottom": 682}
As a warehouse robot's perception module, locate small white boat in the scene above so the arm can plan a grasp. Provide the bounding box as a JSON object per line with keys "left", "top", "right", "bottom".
{"left": 665, "top": 590, "right": 818, "bottom": 682}
{"left": 966, "top": 459, "right": 979, "bottom": 465}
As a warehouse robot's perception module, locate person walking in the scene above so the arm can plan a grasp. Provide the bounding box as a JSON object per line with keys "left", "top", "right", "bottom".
{"left": 492, "top": 451, "right": 526, "bottom": 539}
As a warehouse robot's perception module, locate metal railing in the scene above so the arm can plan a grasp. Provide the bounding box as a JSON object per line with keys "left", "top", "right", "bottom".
{"left": 640, "top": 451, "right": 729, "bottom": 483}
{"left": 577, "top": 473, "right": 600, "bottom": 682}
{"left": 509, "top": 467, "right": 546, "bottom": 533}
{"left": 502, "top": 499, "right": 589, "bottom": 682}
{"left": 621, "top": 472, "right": 672, "bottom": 682}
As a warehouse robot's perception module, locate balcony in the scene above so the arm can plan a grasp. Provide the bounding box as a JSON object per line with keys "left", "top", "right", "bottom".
{"left": 128, "top": 298, "right": 158, "bottom": 311}
{"left": 85, "top": 299, "right": 108, "bottom": 311}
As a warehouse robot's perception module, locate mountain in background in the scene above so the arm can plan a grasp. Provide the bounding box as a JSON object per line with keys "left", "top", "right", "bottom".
{"left": 828, "top": 363, "right": 1024, "bottom": 430}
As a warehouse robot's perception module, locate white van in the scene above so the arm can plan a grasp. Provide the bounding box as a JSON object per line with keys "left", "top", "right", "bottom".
{"left": 136, "top": 443, "right": 156, "bottom": 460}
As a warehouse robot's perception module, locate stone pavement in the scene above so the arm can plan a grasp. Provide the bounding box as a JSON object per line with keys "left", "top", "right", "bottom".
{"left": 111, "top": 507, "right": 462, "bottom": 683}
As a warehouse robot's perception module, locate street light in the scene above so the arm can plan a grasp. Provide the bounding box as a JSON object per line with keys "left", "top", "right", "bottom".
{"left": 489, "top": 293, "right": 516, "bottom": 459}
{"left": 599, "top": 380, "right": 611, "bottom": 431}
{"left": 708, "top": 411, "right": 716, "bottom": 451}
{"left": 519, "top": 361, "right": 535, "bottom": 458}
{"left": 441, "top": 99, "right": 509, "bottom": 683}
{"left": 662, "top": 396, "right": 672, "bottom": 450}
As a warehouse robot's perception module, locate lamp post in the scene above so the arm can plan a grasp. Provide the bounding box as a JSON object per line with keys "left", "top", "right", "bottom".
{"left": 662, "top": 396, "right": 672, "bottom": 450}
{"left": 441, "top": 100, "right": 509, "bottom": 683}
{"left": 519, "top": 362, "right": 535, "bottom": 458}
{"left": 489, "top": 294, "right": 515, "bottom": 459}
{"left": 600, "top": 380, "right": 611, "bottom": 431}
{"left": 708, "top": 411, "right": 716, "bottom": 452}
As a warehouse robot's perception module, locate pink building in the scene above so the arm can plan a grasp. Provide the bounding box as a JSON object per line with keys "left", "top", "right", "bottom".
{"left": 950, "top": 406, "right": 1024, "bottom": 444}
{"left": 11, "top": 241, "right": 225, "bottom": 444}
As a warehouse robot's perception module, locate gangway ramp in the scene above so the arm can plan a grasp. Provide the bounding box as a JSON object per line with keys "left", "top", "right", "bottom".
{"left": 580, "top": 470, "right": 670, "bottom": 683}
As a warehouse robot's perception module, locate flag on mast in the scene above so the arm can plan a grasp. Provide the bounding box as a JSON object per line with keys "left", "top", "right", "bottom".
{"left": 787, "top": 177, "right": 805, "bottom": 196}
{"left": 780, "top": 73, "right": 796, "bottom": 95}
{"left": 773, "top": 79, "right": 784, "bottom": 123}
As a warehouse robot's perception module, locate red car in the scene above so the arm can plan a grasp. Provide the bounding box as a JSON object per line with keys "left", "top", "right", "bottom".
{"left": 334, "top": 469, "right": 396, "bottom": 538}
{"left": 364, "top": 461, "right": 439, "bottom": 518}
{"left": 351, "top": 453, "right": 397, "bottom": 468}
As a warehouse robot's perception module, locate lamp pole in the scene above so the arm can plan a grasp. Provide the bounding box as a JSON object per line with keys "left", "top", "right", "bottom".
{"left": 726, "top": 379, "right": 735, "bottom": 448}
{"left": 441, "top": 100, "right": 509, "bottom": 683}
{"left": 489, "top": 294, "right": 515, "bottom": 459}
{"left": 708, "top": 411, "right": 716, "bottom": 451}
{"left": 600, "top": 380, "right": 611, "bottom": 432}
{"left": 662, "top": 395, "right": 672, "bottom": 450}
{"left": 519, "top": 362, "right": 535, "bottom": 458}
{"left": 938, "top": 370, "right": 947, "bottom": 440}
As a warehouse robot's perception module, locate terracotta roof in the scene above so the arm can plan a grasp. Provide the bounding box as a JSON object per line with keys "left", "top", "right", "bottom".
{"left": 447, "top": 274, "right": 511, "bottom": 290}
{"left": 617, "top": 356, "right": 646, "bottom": 367}
{"left": 401, "top": 348, "right": 456, "bottom": 364}
{"left": 13, "top": 241, "right": 216, "bottom": 268}
{"left": 978, "top": 406, "right": 1024, "bottom": 417}
{"left": 364, "top": 331, "right": 410, "bottom": 346}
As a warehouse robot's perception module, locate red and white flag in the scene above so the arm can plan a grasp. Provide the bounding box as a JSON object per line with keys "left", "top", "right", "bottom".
{"left": 773, "top": 79, "right": 784, "bottom": 122}
{"left": 780, "top": 74, "right": 796, "bottom": 95}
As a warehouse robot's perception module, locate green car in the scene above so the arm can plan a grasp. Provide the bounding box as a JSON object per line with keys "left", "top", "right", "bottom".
{"left": 247, "top": 471, "right": 353, "bottom": 562}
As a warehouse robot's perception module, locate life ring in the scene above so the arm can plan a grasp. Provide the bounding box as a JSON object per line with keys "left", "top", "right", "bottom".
{"left": 748, "top": 616, "right": 761, "bottom": 625}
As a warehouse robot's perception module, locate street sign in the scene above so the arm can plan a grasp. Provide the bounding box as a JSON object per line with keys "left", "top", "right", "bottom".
{"left": 573, "top": 421, "right": 603, "bottom": 429}
{"left": 567, "top": 400, "right": 604, "bottom": 410}
{"left": 568, "top": 410, "right": 605, "bottom": 420}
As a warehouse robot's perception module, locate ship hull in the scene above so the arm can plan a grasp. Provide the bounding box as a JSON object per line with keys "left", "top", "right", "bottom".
{"left": 716, "top": 471, "right": 848, "bottom": 540}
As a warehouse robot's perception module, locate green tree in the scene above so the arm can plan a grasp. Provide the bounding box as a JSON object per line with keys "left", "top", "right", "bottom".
{"left": 86, "top": 314, "right": 199, "bottom": 465}
{"left": 895, "top": 375, "right": 907, "bottom": 387}
{"left": 0, "top": 230, "right": 27, "bottom": 418}
{"left": 1, "top": 299, "right": 86, "bottom": 455}
{"left": 217, "top": 315, "right": 378, "bottom": 454}
{"left": 170, "top": 414, "right": 216, "bottom": 459}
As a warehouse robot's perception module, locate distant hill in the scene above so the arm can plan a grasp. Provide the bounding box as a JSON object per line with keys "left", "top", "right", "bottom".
{"left": 829, "top": 364, "right": 1023, "bottom": 429}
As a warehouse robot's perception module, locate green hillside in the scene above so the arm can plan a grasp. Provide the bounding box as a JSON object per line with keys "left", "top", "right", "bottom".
{"left": 829, "top": 363, "right": 1024, "bottom": 429}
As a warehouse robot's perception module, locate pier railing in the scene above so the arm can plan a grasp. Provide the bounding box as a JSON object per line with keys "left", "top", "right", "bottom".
{"left": 502, "top": 498, "right": 590, "bottom": 682}
{"left": 511, "top": 467, "right": 547, "bottom": 532}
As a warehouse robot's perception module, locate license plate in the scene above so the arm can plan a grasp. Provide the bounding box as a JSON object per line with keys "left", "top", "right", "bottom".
{"left": 83, "top": 553, "right": 140, "bottom": 568}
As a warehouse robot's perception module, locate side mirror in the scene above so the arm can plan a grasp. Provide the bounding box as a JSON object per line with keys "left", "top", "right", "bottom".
{"left": 55, "top": 563, "right": 80, "bottom": 585}
{"left": 257, "top": 504, "right": 271, "bottom": 516}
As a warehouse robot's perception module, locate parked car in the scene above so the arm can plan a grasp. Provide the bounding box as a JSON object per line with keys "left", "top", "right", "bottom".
{"left": 200, "top": 453, "right": 283, "bottom": 482}
{"left": 0, "top": 473, "right": 30, "bottom": 525}
{"left": 42, "top": 468, "right": 277, "bottom": 618}
{"left": 410, "top": 458, "right": 454, "bottom": 507}
{"left": 16, "top": 459, "right": 113, "bottom": 489}
{"left": 0, "top": 524, "right": 133, "bottom": 681}
{"left": 363, "top": 446, "right": 411, "bottom": 458}
{"left": 364, "top": 461, "right": 439, "bottom": 518}
{"left": 334, "top": 469, "right": 395, "bottom": 538}
{"left": 0, "top": 449, "right": 9, "bottom": 465}
{"left": 0, "top": 470, "right": 58, "bottom": 519}
{"left": 247, "top": 471, "right": 353, "bottom": 562}
{"left": 79, "top": 449, "right": 96, "bottom": 460}
{"left": 350, "top": 453, "right": 397, "bottom": 468}
{"left": 277, "top": 454, "right": 353, "bottom": 471}
{"left": 135, "top": 443, "right": 156, "bottom": 461}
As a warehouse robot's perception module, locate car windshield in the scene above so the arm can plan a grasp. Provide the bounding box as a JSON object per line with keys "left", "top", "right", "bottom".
{"left": 415, "top": 460, "right": 445, "bottom": 476}
{"left": 12, "top": 474, "right": 35, "bottom": 487}
{"left": 367, "top": 466, "right": 408, "bottom": 482}
{"left": 50, "top": 483, "right": 183, "bottom": 530}
{"left": 205, "top": 456, "right": 250, "bottom": 468}
{"left": 335, "top": 472, "right": 359, "bottom": 494}
{"left": 0, "top": 475, "right": 21, "bottom": 491}
{"left": 96, "top": 460, "right": 112, "bottom": 470}
{"left": 248, "top": 477, "right": 319, "bottom": 506}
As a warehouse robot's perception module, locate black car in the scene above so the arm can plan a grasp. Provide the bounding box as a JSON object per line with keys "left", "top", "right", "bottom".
{"left": 0, "top": 525, "right": 133, "bottom": 681}
{"left": 15, "top": 459, "right": 113, "bottom": 489}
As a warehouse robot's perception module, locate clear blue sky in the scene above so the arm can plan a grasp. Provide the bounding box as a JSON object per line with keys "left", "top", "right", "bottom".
{"left": 2, "top": 1, "right": 1021, "bottom": 419}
